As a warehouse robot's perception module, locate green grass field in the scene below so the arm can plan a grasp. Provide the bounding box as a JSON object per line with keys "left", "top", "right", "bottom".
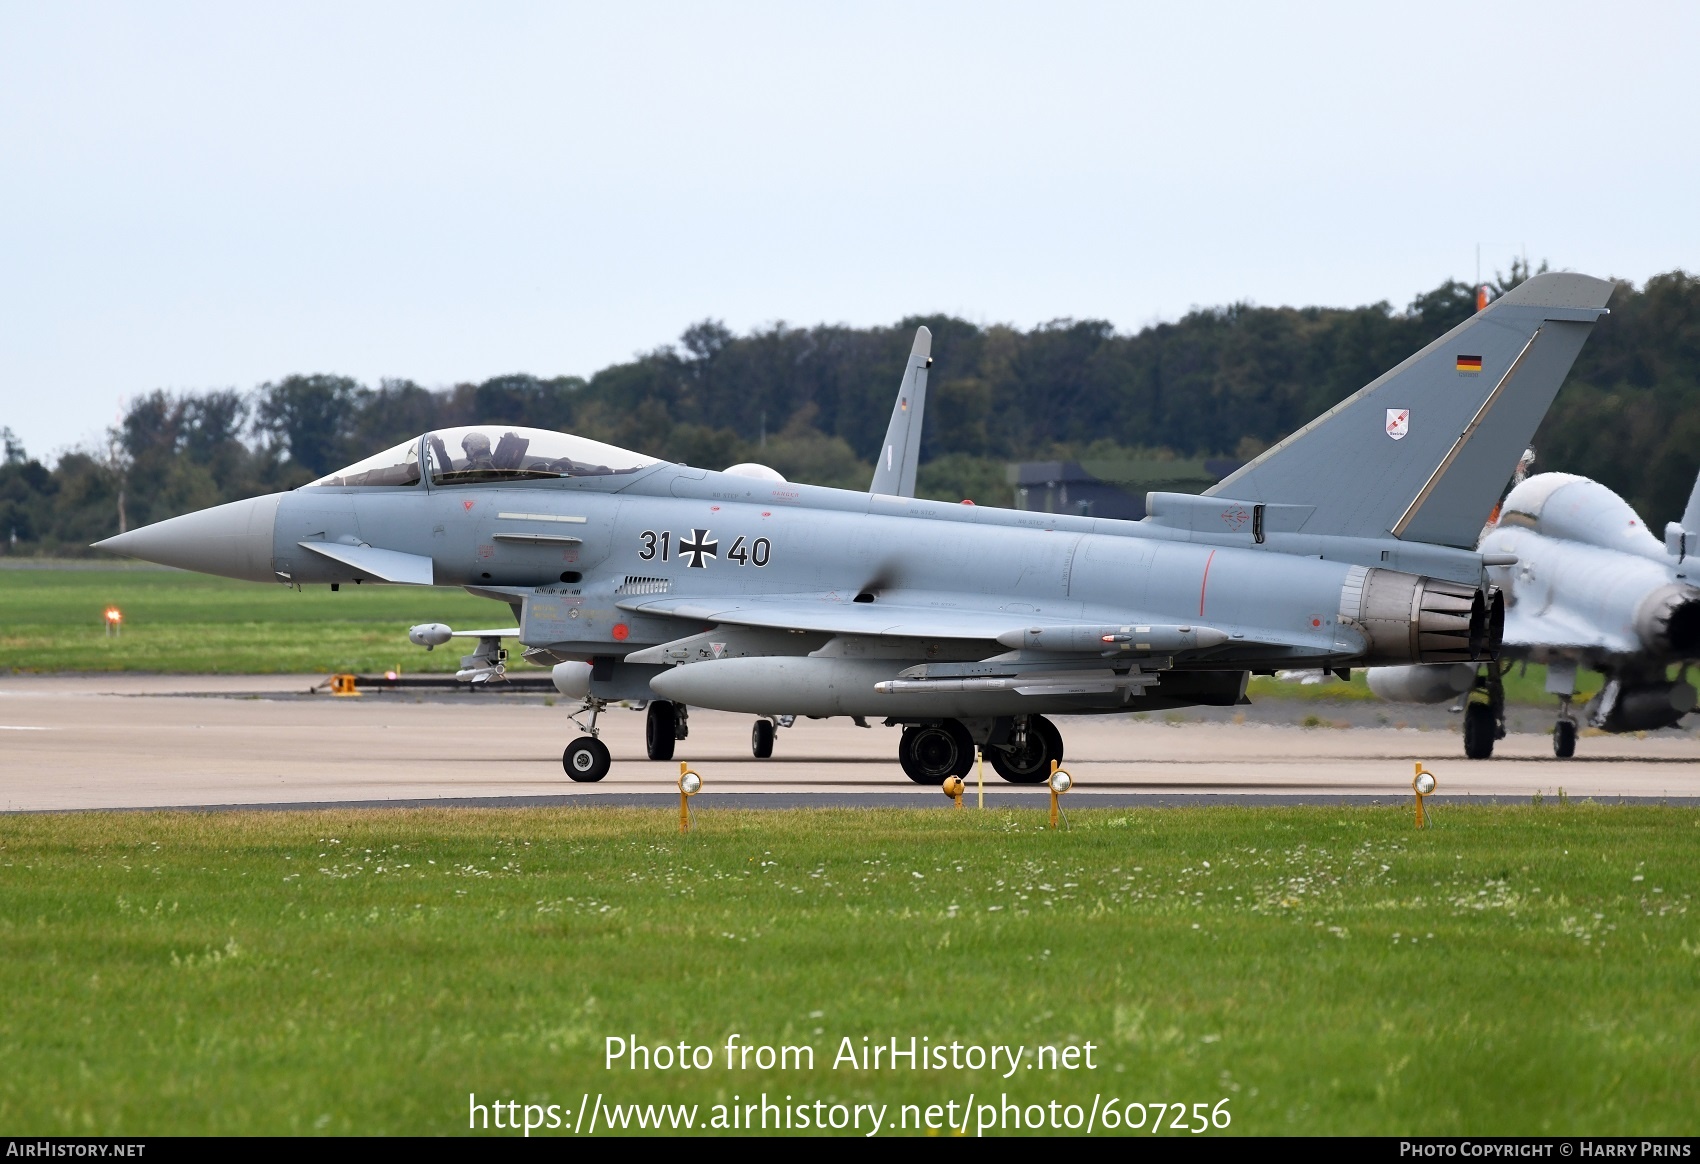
{"left": 0, "top": 564, "right": 528, "bottom": 674}
{"left": 2, "top": 805, "right": 1694, "bottom": 1136}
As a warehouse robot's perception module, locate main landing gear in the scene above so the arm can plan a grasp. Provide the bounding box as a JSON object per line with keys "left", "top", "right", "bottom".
{"left": 749, "top": 715, "right": 795, "bottom": 758}
{"left": 987, "top": 716, "right": 1064, "bottom": 784}
{"left": 645, "top": 700, "right": 689, "bottom": 761}
{"left": 563, "top": 697, "right": 612, "bottom": 782}
{"left": 1462, "top": 662, "right": 1508, "bottom": 760}
{"left": 896, "top": 714, "right": 1064, "bottom": 786}
{"left": 898, "top": 721, "right": 975, "bottom": 785}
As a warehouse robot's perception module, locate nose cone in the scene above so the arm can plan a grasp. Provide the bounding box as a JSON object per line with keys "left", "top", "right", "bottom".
{"left": 93, "top": 493, "right": 284, "bottom": 583}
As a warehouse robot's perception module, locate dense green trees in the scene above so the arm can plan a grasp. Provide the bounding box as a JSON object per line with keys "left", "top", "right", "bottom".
{"left": 4, "top": 267, "right": 1698, "bottom": 554}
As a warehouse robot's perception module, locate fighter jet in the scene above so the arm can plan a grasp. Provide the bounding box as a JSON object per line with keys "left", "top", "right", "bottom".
{"left": 95, "top": 273, "right": 1613, "bottom": 783}
{"left": 1367, "top": 465, "right": 1700, "bottom": 759}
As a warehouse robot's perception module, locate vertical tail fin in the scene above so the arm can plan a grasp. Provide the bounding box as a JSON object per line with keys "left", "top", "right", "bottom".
{"left": 1682, "top": 467, "right": 1700, "bottom": 533}
{"left": 1667, "top": 466, "right": 1700, "bottom": 560}
{"left": 1205, "top": 273, "right": 1614, "bottom": 547}
{"left": 869, "top": 326, "right": 932, "bottom": 496}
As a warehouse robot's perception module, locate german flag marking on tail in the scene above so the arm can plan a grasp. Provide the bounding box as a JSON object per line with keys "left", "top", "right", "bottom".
{"left": 1456, "top": 354, "right": 1483, "bottom": 373}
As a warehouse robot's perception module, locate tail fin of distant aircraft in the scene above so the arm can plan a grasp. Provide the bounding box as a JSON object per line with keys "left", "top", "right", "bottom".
{"left": 869, "top": 326, "right": 932, "bottom": 496}
{"left": 1682, "top": 468, "right": 1700, "bottom": 533}
{"left": 1667, "top": 467, "right": 1700, "bottom": 560}
{"left": 1205, "top": 272, "right": 1614, "bottom": 548}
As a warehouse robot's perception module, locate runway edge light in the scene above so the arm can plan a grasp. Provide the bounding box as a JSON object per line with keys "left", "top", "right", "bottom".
{"left": 1048, "top": 761, "right": 1073, "bottom": 829}
{"left": 678, "top": 763, "right": 702, "bottom": 834}
{"left": 942, "top": 775, "right": 965, "bottom": 809}
{"left": 1412, "top": 763, "right": 1437, "bottom": 829}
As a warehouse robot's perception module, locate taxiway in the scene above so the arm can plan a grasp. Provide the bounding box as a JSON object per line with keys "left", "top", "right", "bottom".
{"left": 2, "top": 675, "right": 1697, "bottom": 811}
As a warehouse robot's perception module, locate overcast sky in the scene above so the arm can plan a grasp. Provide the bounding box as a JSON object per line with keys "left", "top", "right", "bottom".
{"left": 2, "top": 1, "right": 1695, "bottom": 460}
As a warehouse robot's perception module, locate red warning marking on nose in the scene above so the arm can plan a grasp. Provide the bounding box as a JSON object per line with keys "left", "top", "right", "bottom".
{"left": 463, "top": 501, "right": 474, "bottom": 511}
{"left": 1311, "top": 618, "right": 1322, "bottom": 627}
{"left": 611, "top": 623, "right": 629, "bottom": 641}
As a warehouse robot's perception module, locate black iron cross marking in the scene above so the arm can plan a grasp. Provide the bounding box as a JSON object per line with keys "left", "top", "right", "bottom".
{"left": 679, "top": 528, "right": 718, "bottom": 568}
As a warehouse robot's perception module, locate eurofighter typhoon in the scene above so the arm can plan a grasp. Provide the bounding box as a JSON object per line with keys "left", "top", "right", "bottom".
{"left": 1368, "top": 463, "right": 1700, "bottom": 759}
{"left": 95, "top": 274, "right": 1613, "bottom": 783}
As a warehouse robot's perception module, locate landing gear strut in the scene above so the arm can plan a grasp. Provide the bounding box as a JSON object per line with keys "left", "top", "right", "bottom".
{"left": 1462, "top": 663, "right": 1507, "bottom": 760}
{"left": 563, "top": 697, "right": 611, "bottom": 782}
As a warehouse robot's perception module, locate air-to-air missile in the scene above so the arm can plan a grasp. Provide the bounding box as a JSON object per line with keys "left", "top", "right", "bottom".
{"left": 1368, "top": 462, "right": 1700, "bottom": 759}
{"left": 96, "top": 273, "right": 1614, "bottom": 784}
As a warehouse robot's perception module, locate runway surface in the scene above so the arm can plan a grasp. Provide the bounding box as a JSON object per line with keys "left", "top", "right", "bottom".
{"left": 2, "top": 674, "right": 1698, "bottom": 812}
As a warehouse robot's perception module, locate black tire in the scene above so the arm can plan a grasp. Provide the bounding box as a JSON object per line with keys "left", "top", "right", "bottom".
{"left": 988, "top": 715, "right": 1064, "bottom": 784}
{"left": 563, "top": 735, "right": 612, "bottom": 782}
{"left": 898, "top": 720, "right": 973, "bottom": 785}
{"left": 752, "top": 718, "right": 775, "bottom": 759}
{"left": 646, "top": 701, "right": 677, "bottom": 761}
{"left": 1553, "top": 718, "right": 1577, "bottom": 759}
{"left": 1463, "top": 702, "right": 1496, "bottom": 760}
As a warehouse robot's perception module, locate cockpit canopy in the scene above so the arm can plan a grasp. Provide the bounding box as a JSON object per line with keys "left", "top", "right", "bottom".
{"left": 305, "top": 427, "right": 657, "bottom": 488}
{"left": 1498, "top": 472, "right": 1664, "bottom": 556}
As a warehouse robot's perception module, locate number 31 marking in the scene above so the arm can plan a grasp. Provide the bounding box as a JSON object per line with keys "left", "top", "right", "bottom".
{"left": 639, "top": 531, "right": 768, "bottom": 566}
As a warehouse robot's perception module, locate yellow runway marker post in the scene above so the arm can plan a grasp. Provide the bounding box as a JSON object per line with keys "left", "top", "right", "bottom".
{"left": 942, "top": 775, "right": 965, "bottom": 809}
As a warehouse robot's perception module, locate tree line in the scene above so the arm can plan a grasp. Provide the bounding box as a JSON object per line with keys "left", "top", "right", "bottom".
{"left": 4, "top": 264, "right": 1698, "bottom": 554}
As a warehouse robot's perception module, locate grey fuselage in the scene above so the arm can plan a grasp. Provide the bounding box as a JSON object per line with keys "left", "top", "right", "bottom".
{"left": 203, "top": 453, "right": 1498, "bottom": 719}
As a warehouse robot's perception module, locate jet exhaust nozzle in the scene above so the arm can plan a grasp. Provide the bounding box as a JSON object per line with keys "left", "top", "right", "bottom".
{"left": 1339, "top": 567, "right": 1501, "bottom": 665}
{"left": 1634, "top": 584, "right": 1700, "bottom": 657}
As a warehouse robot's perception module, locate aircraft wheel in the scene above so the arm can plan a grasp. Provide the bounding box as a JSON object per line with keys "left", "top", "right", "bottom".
{"left": 1553, "top": 718, "right": 1577, "bottom": 759}
{"left": 898, "top": 721, "right": 973, "bottom": 785}
{"left": 1463, "top": 702, "right": 1496, "bottom": 760}
{"left": 988, "top": 715, "right": 1063, "bottom": 784}
{"left": 752, "top": 718, "right": 775, "bottom": 759}
{"left": 563, "top": 736, "right": 612, "bottom": 782}
{"left": 646, "top": 701, "right": 678, "bottom": 761}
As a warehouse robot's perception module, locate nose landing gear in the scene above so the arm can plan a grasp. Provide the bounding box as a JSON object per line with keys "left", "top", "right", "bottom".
{"left": 563, "top": 697, "right": 612, "bottom": 782}
{"left": 1548, "top": 661, "right": 1579, "bottom": 759}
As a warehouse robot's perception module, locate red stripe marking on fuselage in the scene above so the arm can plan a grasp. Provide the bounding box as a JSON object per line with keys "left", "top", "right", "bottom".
{"left": 1199, "top": 549, "right": 1216, "bottom": 617}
